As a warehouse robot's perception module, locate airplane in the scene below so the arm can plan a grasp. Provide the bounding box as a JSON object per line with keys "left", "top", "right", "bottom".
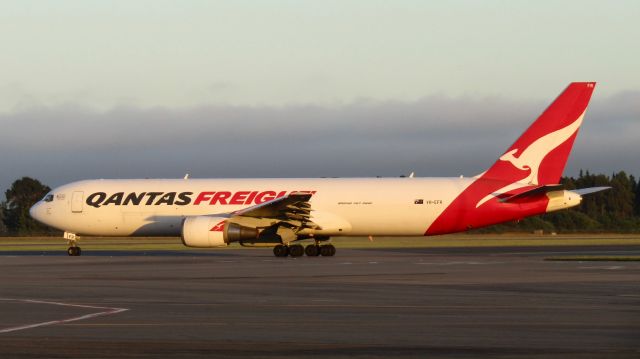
{"left": 30, "top": 82, "right": 609, "bottom": 257}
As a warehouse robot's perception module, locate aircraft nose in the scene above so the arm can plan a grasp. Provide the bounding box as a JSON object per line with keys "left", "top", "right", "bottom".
{"left": 29, "top": 202, "right": 45, "bottom": 223}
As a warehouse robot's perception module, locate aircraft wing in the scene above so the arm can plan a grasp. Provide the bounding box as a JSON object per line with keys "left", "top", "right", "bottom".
{"left": 232, "top": 192, "right": 319, "bottom": 229}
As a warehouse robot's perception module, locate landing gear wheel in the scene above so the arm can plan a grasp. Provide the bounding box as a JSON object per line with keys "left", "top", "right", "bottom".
{"left": 288, "top": 244, "right": 304, "bottom": 257}
{"left": 320, "top": 244, "right": 336, "bottom": 257}
{"left": 305, "top": 244, "right": 320, "bottom": 257}
{"left": 67, "top": 246, "right": 81, "bottom": 256}
{"left": 273, "top": 244, "right": 289, "bottom": 257}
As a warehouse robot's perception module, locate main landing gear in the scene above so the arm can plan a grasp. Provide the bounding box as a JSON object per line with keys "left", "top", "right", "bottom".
{"left": 273, "top": 243, "right": 336, "bottom": 257}
{"left": 65, "top": 232, "right": 82, "bottom": 256}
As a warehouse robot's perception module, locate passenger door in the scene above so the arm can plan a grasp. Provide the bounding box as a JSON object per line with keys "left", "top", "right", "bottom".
{"left": 71, "top": 191, "right": 84, "bottom": 213}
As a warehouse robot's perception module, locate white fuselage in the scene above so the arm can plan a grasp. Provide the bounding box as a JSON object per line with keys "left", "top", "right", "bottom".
{"left": 30, "top": 177, "right": 474, "bottom": 237}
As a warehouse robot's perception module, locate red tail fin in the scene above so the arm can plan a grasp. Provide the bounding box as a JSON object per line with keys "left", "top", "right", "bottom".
{"left": 426, "top": 82, "right": 597, "bottom": 235}
{"left": 482, "top": 82, "right": 596, "bottom": 186}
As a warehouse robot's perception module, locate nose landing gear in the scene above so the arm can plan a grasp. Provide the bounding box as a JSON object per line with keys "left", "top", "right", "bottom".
{"left": 67, "top": 246, "right": 81, "bottom": 256}
{"left": 65, "top": 232, "right": 82, "bottom": 256}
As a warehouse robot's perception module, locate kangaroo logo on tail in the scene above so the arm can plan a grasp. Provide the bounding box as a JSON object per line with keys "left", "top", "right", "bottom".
{"left": 475, "top": 112, "right": 585, "bottom": 208}
{"left": 499, "top": 111, "right": 585, "bottom": 185}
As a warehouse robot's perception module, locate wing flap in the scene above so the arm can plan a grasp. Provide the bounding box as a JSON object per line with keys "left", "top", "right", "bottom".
{"left": 232, "top": 192, "right": 319, "bottom": 229}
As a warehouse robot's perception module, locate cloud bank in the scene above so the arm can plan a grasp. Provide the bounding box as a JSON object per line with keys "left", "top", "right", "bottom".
{"left": 1, "top": 91, "right": 638, "bottom": 195}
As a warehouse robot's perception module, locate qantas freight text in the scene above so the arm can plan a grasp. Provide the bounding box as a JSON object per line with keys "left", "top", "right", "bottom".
{"left": 85, "top": 190, "right": 316, "bottom": 208}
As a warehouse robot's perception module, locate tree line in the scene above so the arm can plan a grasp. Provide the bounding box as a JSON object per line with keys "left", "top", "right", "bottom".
{"left": 1, "top": 172, "right": 640, "bottom": 236}
{"left": 1, "top": 177, "right": 57, "bottom": 235}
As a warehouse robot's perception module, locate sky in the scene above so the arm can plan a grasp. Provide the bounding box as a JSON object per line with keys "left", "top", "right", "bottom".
{"left": 0, "top": 1, "right": 639, "bottom": 195}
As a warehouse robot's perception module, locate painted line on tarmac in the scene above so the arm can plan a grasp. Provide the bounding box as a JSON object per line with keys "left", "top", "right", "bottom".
{"left": 494, "top": 249, "right": 640, "bottom": 256}
{"left": 0, "top": 298, "right": 129, "bottom": 334}
{"left": 414, "top": 261, "right": 505, "bottom": 265}
{"left": 62, "top": 322, "right": 227, "bottom": 327}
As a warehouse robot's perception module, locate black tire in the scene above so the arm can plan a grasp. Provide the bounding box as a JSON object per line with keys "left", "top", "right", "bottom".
{"left": 273, "top": 244, "right": 289, "bottom": 257}
{"left": 67, "top": 247, "right": 75, "bottom": 256}
{"left": 320, "top": 244, "right": 336, "bottom": 257}
{"left": 305, "top": 244, "right": 320, "bottom": 257}
{"left": 327, "top": 244, "right": 336, "bottom": 256}
{"left": 76, "top": 247, "right": 82, "bottom": 256}
{"left": 289, "top": 244, "right": 304, "bottom": 257}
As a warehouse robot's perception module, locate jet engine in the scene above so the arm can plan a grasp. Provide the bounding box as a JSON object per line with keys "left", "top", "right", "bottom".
{"left": 181, "top": 216, "right": 259, "bottom": 248}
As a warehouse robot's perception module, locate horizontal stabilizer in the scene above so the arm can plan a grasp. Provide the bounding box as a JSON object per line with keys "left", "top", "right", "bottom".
{"left": 500, "top": 184, "right": 564, "bottom": 204}
{"left": 573, "top": 186, "right": 611, "bottom": 196}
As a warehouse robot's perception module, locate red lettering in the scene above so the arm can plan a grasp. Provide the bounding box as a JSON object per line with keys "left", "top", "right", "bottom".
{"left": 230, "top": 191, "right": 249, "bottom": 205}
{"left": 245, "top": 191, "right": 258, "bottom": 204}
{"left": 194, "top": 192, "right": 215, "bottom": 205}
{"left": 210, "top": 191, "right": 231, "bottom": 205}
{"left": 197, "top": 190, "right": 311, "bottom": 205}
{"left": 255, "top": 191, "right": 276, "bottom": 204}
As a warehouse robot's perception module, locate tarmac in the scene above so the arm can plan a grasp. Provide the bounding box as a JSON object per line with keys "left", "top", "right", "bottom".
{"left": 0, "top": 245, "right": 639, "bottom": 358}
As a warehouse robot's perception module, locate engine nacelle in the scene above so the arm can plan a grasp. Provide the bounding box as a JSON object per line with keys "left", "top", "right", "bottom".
{"left": 181, "top": 216, "right": 228, "bottom": 247}
{"left": 181, "top": 216, "right": 259, "bottom": 248}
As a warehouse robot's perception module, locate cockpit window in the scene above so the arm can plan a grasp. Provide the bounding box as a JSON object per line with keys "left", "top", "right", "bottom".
{"left": 43, "top": 194, "right": 54, "bottom": 202}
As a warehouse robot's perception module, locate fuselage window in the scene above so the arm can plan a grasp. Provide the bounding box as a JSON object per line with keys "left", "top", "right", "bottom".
{"left": 43, "top": 194, "right": 54, "bottom": 202}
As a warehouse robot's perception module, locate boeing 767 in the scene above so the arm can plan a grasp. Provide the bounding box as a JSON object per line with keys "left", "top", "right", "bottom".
{"left": 30, "top": 82, "right": 608, "bottom": 257}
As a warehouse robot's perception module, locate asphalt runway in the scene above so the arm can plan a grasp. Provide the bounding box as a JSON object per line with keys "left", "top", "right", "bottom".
{"left": 1, "top": 246, "right": 639, "bottom": 358}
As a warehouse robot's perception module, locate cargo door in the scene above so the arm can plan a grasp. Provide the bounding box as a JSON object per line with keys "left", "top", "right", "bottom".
{"left": 71, "top": 191, "right": 84, "bottom": 213}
